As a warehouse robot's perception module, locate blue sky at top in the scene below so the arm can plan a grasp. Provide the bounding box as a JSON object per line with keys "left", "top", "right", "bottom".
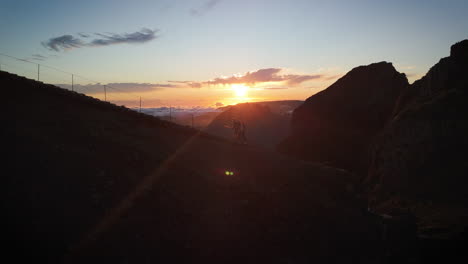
{"left": 1, "top": 0, "right": 467, "bottom": 106}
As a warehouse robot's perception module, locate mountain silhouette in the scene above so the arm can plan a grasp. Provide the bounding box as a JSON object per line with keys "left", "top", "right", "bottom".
{"left": 279, "top": 62, "right": 408, "bottom": 176}
{"left": 366, "top": 40, "right": 468, "bottom": 245}
{"left": 2, "top": 71, "right": 375, "bottom": 263}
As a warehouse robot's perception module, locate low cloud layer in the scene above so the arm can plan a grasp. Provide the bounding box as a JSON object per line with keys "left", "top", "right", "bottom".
{"left": 42, "top": 28, "right": 158, "bottom": 52}
{"left": 190, "top": 0, "right": 221, "bottom": 16}
{"left": 168, "top": 80, "right": 202, "bottom": 88}
{"left": 140, "top": 106, "right": 222, "bottom": 117}
{"left": 262, "top": 87, "right": 289, "bottom": 90}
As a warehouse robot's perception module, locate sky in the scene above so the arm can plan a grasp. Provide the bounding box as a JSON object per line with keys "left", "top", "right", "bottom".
{"left": 1, "top": 0, "right": 467, "bottom": 107}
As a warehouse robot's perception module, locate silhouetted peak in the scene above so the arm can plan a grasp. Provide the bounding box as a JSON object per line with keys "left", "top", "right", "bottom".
{"left": 450, "top": 39, "right": 468, "bottom": 60}
{"left": 321, "top": 61, "right": 407, "bottom": 97}
{"left": 347, "top": 61, "right": 399, "bottom": 76}
{"left": 281, "top": 60, "right": 407, "bottom": 175}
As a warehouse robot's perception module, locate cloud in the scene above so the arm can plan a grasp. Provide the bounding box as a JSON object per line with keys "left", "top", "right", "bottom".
{"left": 24, "top": 53, "right": 60, "bottom": 61}
{"left": 30, "top": 54, "right": 47, "bottom": 61}
{"left": 78, "top": 32, "right": 90, "bottom": 38}
{"left": 166, "top": 68, "right": 329, "bottom": 89}
{"left": 202, "top": 68, "right": 323, "bottom": 86}
{"left": 262, "top": 87, "right": 289, "bottom": 90}
{"left": 105, "top": 82, "right": 175, "bottom": 90}
{"left": 168, "top": 80, "right": 202, "bottom": 88}
{"left": 215, "top": 102, "right": 224, "bottom": 107}
{"left": 324, "top": 74, "right": 343, "bottom": 80}
{"left": 42, "top": 28, "right": 158, "bottom": 52}
{"left": 284, "top": 74, "right": 322, "bottom": 85}
{"left": 56, "top": 82, "right": 175, "bottom": 94}
{"left": 90, "top": 28, "right": 158, "bottom": 46}
{"left": 190, "top": 0, "right": 221, "bottom": 16}
{"left": 42, "top": 35, "right": 85, "bottom": 51}
{"left": 140, "top": 106, "right": 222, "bottom": 116}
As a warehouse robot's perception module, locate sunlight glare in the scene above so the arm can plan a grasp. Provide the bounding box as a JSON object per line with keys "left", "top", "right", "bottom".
{"left": 232, "top": 84, "right": 249, "bottom": 97}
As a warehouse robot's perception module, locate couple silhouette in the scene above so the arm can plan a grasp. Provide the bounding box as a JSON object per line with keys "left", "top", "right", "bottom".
{"left": 225, "top": 119, "right": 247, "bottom": 144}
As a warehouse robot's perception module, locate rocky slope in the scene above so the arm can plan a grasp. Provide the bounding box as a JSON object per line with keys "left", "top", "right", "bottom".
{"left": 279, "top": 62, "right": 408, "bottom": 176}
{"left": 366, "top": 40, "right": 468, "bottom": 240}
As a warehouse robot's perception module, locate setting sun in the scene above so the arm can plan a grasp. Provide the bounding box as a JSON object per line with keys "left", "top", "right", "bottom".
{"left": 232, "top": 84, "right": 249, "bottom": 97}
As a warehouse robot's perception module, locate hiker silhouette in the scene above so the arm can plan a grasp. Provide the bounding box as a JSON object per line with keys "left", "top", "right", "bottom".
{"left": 225, "top": 119, "right": 247, "bottom": 144}
{"left": 239, "top": 121, "right": 247, "bottom": 144}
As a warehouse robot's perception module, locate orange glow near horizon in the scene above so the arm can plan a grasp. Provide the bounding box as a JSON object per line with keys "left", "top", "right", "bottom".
{"left": 55, "top": 67, "right": 344, "bottom": 108}
{"left": 83, "top": 76, "right": 340, "bottom": 108}
{"left": 231, "top": 84, "right": 249, "bottom": 97}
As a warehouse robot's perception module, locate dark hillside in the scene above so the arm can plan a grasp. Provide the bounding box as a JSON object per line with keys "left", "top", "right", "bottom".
{"left": 366, "top": 40, "right": 468, "bottom": 247}
{"left": 279, "top": 62, "right": 408, "bottom": 176}
{"left": 3, "top": 71, "right": 376, "bottom": 263}
{"left": 3, "top": 71, "right": 215, "bottom": 261}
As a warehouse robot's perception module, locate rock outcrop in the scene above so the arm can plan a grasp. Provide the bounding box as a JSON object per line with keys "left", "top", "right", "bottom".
{"left": 279, "top": 62, "right": 408, "bottom": 176}
{"left": 366, "top": 40, "right": 468, "bottom": 237}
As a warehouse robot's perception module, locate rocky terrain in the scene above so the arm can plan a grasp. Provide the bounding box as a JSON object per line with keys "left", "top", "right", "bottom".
{"left": 277, "top": 40, "right": 468, "bottom": 262}
{"left": 279, "top": 62, "right": 408, "bottom": 176}
{"left": 365, "top": 40, "right": 468, "bottom": 244}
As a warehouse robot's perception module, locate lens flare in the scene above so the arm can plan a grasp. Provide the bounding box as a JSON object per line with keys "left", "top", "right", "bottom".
{"left": 231, "top": 84, "right": 248, "bottom": 97}
{"left": 224, "top": 170, "right": 235, "bottom": 176}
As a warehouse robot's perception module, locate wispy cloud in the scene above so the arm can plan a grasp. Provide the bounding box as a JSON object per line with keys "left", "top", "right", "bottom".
{"left": 42, "top": 35, "right": 85, "bottom": 51}
{"left": 324, "top": 74, "right": 343, "bottom": 80}
{"left": 78, "top": 32, "right": 90, "bottom": 38}
{"left": 42, "top": 28, "right": 159, "bottom": 52}
{"left": 262, "top": 87, "right": 289, "bottom": 90}
{"left": 30, "top": 54, "right": 47, "bottom": 61}
{"left": 190, "top": 0, "right": 221, "bottom": 16}
{"left": 23, "top": 53, "right": 59, "bottom": 61}
{"left": 168, "top": 80, "right": 202, "bottom": 88}
{"left": 202, "top": 68, "right": 323, "bottom": 86}
{"left": 90, "top": 29, "right": 157, "bottom": 46}
{"left": 284, "top": 75, "right": 322, "bottom": 85}
{"left": 166, "top": 68, "right": 329, "bottom": 89}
